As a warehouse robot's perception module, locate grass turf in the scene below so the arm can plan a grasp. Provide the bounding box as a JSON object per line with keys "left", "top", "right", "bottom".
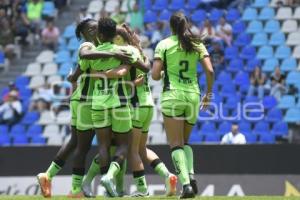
{"left": 0, "top": 196, "right": 299, "bottom": 200}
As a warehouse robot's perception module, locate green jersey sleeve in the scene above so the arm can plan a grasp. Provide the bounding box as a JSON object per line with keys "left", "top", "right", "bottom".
{"left": 154, "top": 41, "right": 165, "bottom": 61}
{"left": 78, "top": 42, "right": 96, "bottom": 71}
{"left": 195, "top": 42, "right": 209, "bottom": 60}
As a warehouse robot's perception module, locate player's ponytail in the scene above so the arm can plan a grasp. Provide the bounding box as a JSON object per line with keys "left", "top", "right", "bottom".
{"left": 170, "top": 12, "right": 202, "bottom": 53}
{"left": 75, "top": 18, "right": 96, "bottom": 41}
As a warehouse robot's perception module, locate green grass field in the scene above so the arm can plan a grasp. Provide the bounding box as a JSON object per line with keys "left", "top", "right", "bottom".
{"left": 0, "top": 196, "right": 299, "bottom": 200}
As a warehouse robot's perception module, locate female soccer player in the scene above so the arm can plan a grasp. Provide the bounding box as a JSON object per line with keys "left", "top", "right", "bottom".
{"left": 152, "top": 12, "right": 214, "bottom": 199}
{"left": 114, "top": 25, "right": 178, "bottom": 197}
{"left": 36, "top": 18, "right": 131, "bottom": 198}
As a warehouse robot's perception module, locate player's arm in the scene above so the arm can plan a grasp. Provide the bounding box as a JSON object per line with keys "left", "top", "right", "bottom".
{"left": 67, "top": 64, "right": 83, "bottom": 83}
{"left": 152, "top": 59, "right": 163, "bottom": 80}
{"left": 200, "top": 56, "right": 214, "bottom": 110}
{"left": 133, "top": 75, "right": 144, "bottom": 86}
{"left": 91, "top": 65, "right": 131, "bottom": 79}
{"left": 130, "top": 56, "right": 150, "bottom": 73}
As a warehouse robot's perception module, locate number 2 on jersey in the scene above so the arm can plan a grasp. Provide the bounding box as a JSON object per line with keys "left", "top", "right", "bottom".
{"left": 179, "top": 60, "right": 189, "bottom": 80}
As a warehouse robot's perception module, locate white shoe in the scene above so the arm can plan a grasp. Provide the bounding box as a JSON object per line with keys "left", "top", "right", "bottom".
{"left": 165, "top": 174, "right": 177, "bottom": 196}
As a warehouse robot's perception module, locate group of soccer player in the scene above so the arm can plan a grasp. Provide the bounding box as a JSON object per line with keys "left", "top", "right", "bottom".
{"left": 36, "top": 11, "right": 214, "bottom": 199}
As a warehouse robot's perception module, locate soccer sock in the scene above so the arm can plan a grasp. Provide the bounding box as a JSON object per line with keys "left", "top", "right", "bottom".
{"left": 83, "top": 156, "right": 100, "bottom": 185}
{"left": 106, "top": 161, "right": 120, "bottom": 179}
{"left": 71, "top": 168, "right": 85, "bottom": 194}
{"left": 171, "top": 147, "right": 190, "bottom": 186}
{"left": 133, "top": 170, "right": 148, "bottom": 193}
{"left": 150, "top": 158, "right": 169, "bottom": 179}
{"left": 183, "top": 144, "right": 195, "bottom": 175}
{"left": 116, "top": 159, "right": 127, "bottom": 193}
{"left": 46, "top": 158, "right": 65, "bottom": 180}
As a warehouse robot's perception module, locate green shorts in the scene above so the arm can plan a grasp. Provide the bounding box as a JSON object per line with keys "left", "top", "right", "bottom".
{"left": 161, "top": 90, "right": 200, "bottom": 125}
{"left": 70, "top": 100, "right": 93, "bottom": 131}
{"left": 92, "top": 106, "right": 132, "bottom": 133}
{"left": 131, "top": 106, "right": 153, "bottom": 133}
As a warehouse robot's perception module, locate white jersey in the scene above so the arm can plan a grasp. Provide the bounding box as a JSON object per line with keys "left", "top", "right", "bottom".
{"left": 221, "top": 132, "right": 246, "bottom": 144}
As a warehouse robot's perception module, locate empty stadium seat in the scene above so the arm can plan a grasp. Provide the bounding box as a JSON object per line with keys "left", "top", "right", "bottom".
{"left": 205, "top": 135, "right": 220, "bottom": 143}
{"left": 240, "top": 46, "right": 256, "bottom": 59}
{"left": 169, "top": 0, "right": 185, "bottom": 10}
{"left": 284, "top": 108, "right": 300, "bottom": 123}
{"left": 281, "top": 20, "right": 298, "bottom": 33}
{"left": 246, "top": 59, "right": 261, "bottom": 72}
{"left": 262, "top": 58, "right": 279, "bottom": 72}
{"left": 63, "top": 24, "right": 76, "bottom": 39}
{"left": 21, "top": 112, "right": 39, "bottom": 125}
{"left": 265, "top": 108, "right": 282, "bottom": 122}
{"left": 277, "top": 95, "right": 295, "bottom": 109}
{"left": 56, "top": 110, "right": 71, "bottom": 125}
{"left": 39, "top": 111, "right": 55, "bottom": 125}
{"left": 244, "top": 133, "right": 257, "bottom": 144}
{"left": 10, "top": 124, "right": 26, "bottom": 136}
{"left": 144, "top": 10, "right": 157, "bottom": 23}
{"left": 185, "top": 0, "right": 199, "bottom": 10}
{"left": 15, "top": 76, "right": 29, "bottom": 88}
{"left": 276, "top": 7, "right": 292, "bottom": 20}
{"left": 31, "top": 136, "right": 47, "bottom": 145}
{"left": 234, "top": 71, "right": 250, "bottom": 92}
{"left": 286, "top": 71, "right": 300, "bottom": 85}
{"left": 67, "top": 37, "right": 80, "bottom": 51}
{"left": 104, "top": 0, "right": 119, "bottom": 13}
{"left": 24, "top": 62, "right": 41, "bottom": 76}
{"left": 293, "top": 7, "right": 300, "bottom": 19}
{"left": 253, "top": 121, "right": 269, "bottom": 136}
{"left": 228, "top": 59, "right": 243, "bottom": 72}
{"left": 259, "top": 134, "right": 275, "bottom": 144}
{"left": 274, "top": 46, "right": 291, "bottom": 59}
{"left": 293, "top": 45, "right": 300, "bottom": 59}
{"left": 12, "top": 135, "right": 28, "bottom": 146}
{"left": 26, "top": 125, "right": 43, "bottom": 137}
{"left": 152, "top": 0, "right": 168, "bottom": 11}
{"left": 0, "top": 134, "right": 10, "bottom": 146}
{"left": 286, "top": 33, "right": 300, "bottom": 46}
{"left": 269, "top": 32, "right": 285, "bottom": 46}
{"left": 271, "top": 121, "right": 288, "bottom": 136}
{"left": 218, "top": 121, "right": 232, "bottom": 135}
{"left": 36, "top": 50, "right": 54, "bottom": 64}
{"left": 220, "top": 83, "right": 236, "bottom": 97}
{"left": 209, "top": 9, "right": 223, "bottom": 22}
{"left": 55, "top": 50, "right": 71, "bottom": 64}
{"left": 262, "top": 96, "right": 277, "bottom": 110}
{"left": 234, "top": 33, "right": 251, "bottom": 46}
{"left": 251, "top": 33, "right": 268, "bottom": 46}
{"left": 257, "top": 46, "right": 273, "bottom": 59}
{"left": 264, "top": 20, "right": 280, "bottom": 33}
{"left": 42, "top": 1, "right": 56, "bottom": 17}
{"left": 191, "top": 10, "right": 206, "bottom": 24}
{"left": 41, "top": 62, "right": 58, "bottom": 76}
{"left": 29, "top": 76, "right": 45, "bottom": 89}
{"left": 246, "top": 20, "right": 263, "bottom": 33}
{"left": 242, "top": 8, "right": 257, "bottom": 21}
{"left": 225, "top": 46, "right": 238, "bottom": 60}
{"left": 224, "top": 96, "right": 239, "bottom": 110}
{"left": 87, "top": 0, "right": 103, "bottom": 14}
{"left": 199, "top": 122, "right": 216, "bottom": 135}
{"left": 281, "top": 58, "right": 297, "bottom": 72}
{"left": 259, "top": 7, "right": 275, "bottom": 20}
{"left": 232, "top": 21, "right": 246, "bottom": 34}
{"left": 159, "top": 9, "right": 171, "bottom": 21}
{"left": 252, "top": 0, "right": 269, "bottom": 8}
{"left": 226, "top": 8, "right": 240, "bottom": 22}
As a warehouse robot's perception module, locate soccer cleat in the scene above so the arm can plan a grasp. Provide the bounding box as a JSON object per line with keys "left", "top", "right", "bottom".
{"left": 130, "top": 190, "right": 150, "bottom": 197}
{"left": 190, "top": 178, "right": 198, "bottom": 195}
{"left": 165, "top": 174, "right": 177, "bottom": 196}
{"left": 180, "top": 184, "right": 195, "bottom": 199}
{"left": 100, "top": 175, "right": 118, "bottom": 197}
{"left": 82, "top": 183, "right": 95, "bottom": 198}
{"left": 37, "top": 173, "right": 52, "bottom": 198}
{"left": 67, "top": 191, "right": 85, "bottom": 198}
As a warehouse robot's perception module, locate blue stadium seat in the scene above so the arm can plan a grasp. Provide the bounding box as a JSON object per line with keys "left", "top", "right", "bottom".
{"left": 258, "top": 7, "right": 275, "bottom": 20}
{"left": 265, "top": 108, "right": 282, "bottom": 122}
{"left": 1, "top": 87, "right": 9, "bottom": 99}
{"left": 55, "top": 50, "right": 71, "bottom": 64}
{"left": 234, "top": 71, "right": 250, "bottom": 93}
{"left": 224, "top": 96, "right": 239, "bottom": 110}
{"left": 286, "top": 71, "right": 300, "bottom": 85}
{"left": 144, "top": 0, "right": 152, "bottom": 10}
{"left": 0, "top": 134, "right": 10, "bottom": 146}
{"left": 159, "top": 9, "right": 171, "bottom": 21}
{"left": 253, "top": 0, "right": 269, "bottom": 8}
{"left": 242, "top": 8, "right": 257, "bottom": 21}
{"left": 228, "top": 59, "right": 243, "bottom": 72}
{"left": 152, "top": 0, "right": 168, "bottom": 11}
{"left": 189, "top": 126, "right": 202, "bottom": 144}
{"left": 259, "top": 134, "right": 275, "bottom": 144}
{"left": 278, "top": 95, "right": 296, "bottom": 109}
{"left": 0, "top": 51, "right": 5, "bottom": 65}
{"left": 191, "top": 10, "right": 206, "bottom": 24}
{"left": 284, "top": 108, "right": 300, "bottom": 123}
{"left": 247, "top": 20, "right": 263, "bottom": 33}
{"left": 71, "top": 52, "right": 78, "bottom": 63}
{"left": 240, "top": 46, "right": 256, "bottom": 59}
{"left": 144, "top": 10, "right": 157, "bottom": 23}
{"left": 198, "top": 111, "right": 214, "bottom": 122}
{"left": 281, "top": 58, "right": 297, "bottom": 72}
{"left": 67, "top": 37, "right": 80, "bottom": 51}
{"left": 10, "top": 125, "right": 26, "bottom": 136}
{"left": 185, "top": 0, "right": 199, "bottom": 10}
{"left": 198, "top": 73, "right": 206, "bottom": 85}
{"left": 205, "top": 135, "right": 220, "bottom": 143}
{"left": 253, "top": 121, "right": 269, "bottom": 136}
{"left": 269, "top": 32, "right": 285, "bottom": 46}
{"left": 264, "top": 20, "right": 280, "bottom": 33}
{"left": 42, "top": 1, "right": 56, "bottom": 17}
{"left": 15, "top": 76, "right": 29, "bottom": 88}
{"left": 251, "top": 33, "right": 268, "bottom": 46}
{"left": 225, "top": 46, "right": 238, "bottom": 60}
{"left": 271, "top": 121, "right": 288, "bottom": 136}
{"left": 239, "top": 121, "right": 252, "bottom": 135}
{"left": 226, "top": 8, "right": 240, "bottom": 22}
{"left": 63, "top": 24, "right": 76, "bottom": 39}
{"left": 12, "top": 135, "right": 28, "bottom": 146}
{"left": 257, "top": 46, "right": 273, "bottom": 59}
{"left": 244, "top": 133, "right": 257, "bottom": 144}
{"left": 21, "top": 112, "right": 40, "bottom": 125}
{"left": 169, "top": 0, "right": 185, "bottom": 10}
{"left": 234, "top": 33, "right": 251, "bottom": 47}
{"left": 262, "top": 58, "right": 279, "bottom": 72}
{"left": 262, "top": 96, "right": 277, "bottom": 110}
{"left": 216, "top": 71, "right": 231, "bottom": 85}
{"left": 58, "top": 62, "right": 73, "bottom": 76}
{"left": 274, "top": 46, "right": 291, "bottom": 59}
{"left": 220, "top": 83, "right": 236, "bottom": 97}
{"left": 31, "top": 136, "right": 47, "bottom": 145}
{"left": 0, "top": 125, "right": 9, "bottom": 135}
{"left": 209, "top": 9, "right": 223, "bottom": 22}
{"left": 199, "top": 122, "right": 217, "bottom": 135}
{"left": 218, "top": 121, "right": 232, "bottom": 135}
{"left": 26, "top": 125, "right": 43, "bottom": 137}
{"left": 19, "top": 88, "right": 32, "bottom": 101}
{"left": 232, "top": 21, "right": 246, "bottom": 35}
{"left": 245, "top": 59, "right": 261, "bottom": 72}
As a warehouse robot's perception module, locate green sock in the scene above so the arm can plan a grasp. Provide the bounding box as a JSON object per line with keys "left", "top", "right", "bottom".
{"left": 116, "top": 160, "right": 127, "bottom": 193}
{"left": 133, "top": 171, "right": 148, "bottom": 193}
{"left": 183, "top": 145, "right": 194, "bottom": 175}
{"left": 71, "top": 174, "right": 84, "bottom": 194}
{"left": 106, "top": 162, "right": 120, "bottom": 179}
{"left": 154, "top": 162, "right": 169, "bottom": 179}
{"left": 46, "top": 162, "right": 62, "bottom": 180}
{"left": 83, "top": 156, "right": 100, "bottom": 185}
{"left": 171, "top": 148, "right": 190, "bottom": 185}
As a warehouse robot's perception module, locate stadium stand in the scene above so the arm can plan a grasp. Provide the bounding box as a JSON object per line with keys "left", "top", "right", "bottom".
{"left": 1, "top": 0, "right": 300, "bottom": 146}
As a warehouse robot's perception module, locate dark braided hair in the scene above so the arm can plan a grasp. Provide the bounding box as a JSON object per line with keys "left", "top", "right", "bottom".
{"left": 170, "top": 12, "right": 202, "bottom": 53}
{"left": 98, "top": 17, "right": 117, "bottom": 41}
{"left": 75, "top": 18, "right": 96, "bottom": 40}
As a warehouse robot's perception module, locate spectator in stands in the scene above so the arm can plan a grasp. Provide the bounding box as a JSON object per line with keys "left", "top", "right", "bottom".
{"left": 270, "top": 67, "right": 286, "bottom": 101}
{"left": 26, "top": 0, "right": 43, "bottom": 39}
{"left": 0, "top": 11, "right": 15, "bottom": 59}
{"left": 150, "top": 22, "right": 165, "bottom": 48}
{"left": 216, "top": 17, "right": 232, "bottom": 46}
{"left": 200, "top": 19, "right": 217, "bottom": 44}
{"left": 0, "top": 90, "right": 22, "bottom": 126}
{"left": 30, "top": 84, "right": 53, "bottom": 112}
{"left": 2, "top": 82, "right": 20, "bottom": 102}
{"left": 127, "top": 1, "right": 144, "bottom": 31}
{"left": 210, "top": 41, "right": 224, "bottom": 72}
{"left": 247, "top": 66, "right": 266, "bottom": 99}
{"left": 41, "top": 18, "right": 60, "bottom": 50}
{"left": 77, "top": 6, "right": 92, "bottom": 23}
{"left": 221, "top": 123, "right": 246, "bottom": 144}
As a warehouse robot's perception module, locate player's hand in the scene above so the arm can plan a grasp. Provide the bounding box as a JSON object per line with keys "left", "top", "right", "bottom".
{"left": 114, "top": 50, "right": 132, "bottom": 64}
{"left": 133, "top": 75, "right": 144, "bottom": 86}
{"left": 200, "top": 93, "right": 211, "bottom": 111}
{"left": 67, "top": 74, "right": 75, "bottom": 83}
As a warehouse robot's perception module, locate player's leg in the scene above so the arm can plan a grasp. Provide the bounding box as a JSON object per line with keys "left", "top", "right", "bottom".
{"left": 82, "top": 154, "right": 100, "bottom": 197}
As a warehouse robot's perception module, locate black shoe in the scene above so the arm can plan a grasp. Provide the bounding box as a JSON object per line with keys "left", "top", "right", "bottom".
{"left": 190, "top": 178, "right": 198, "bottom": 195}
{"left": 180, "top": 184, "right": 195, "bottom": 199}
